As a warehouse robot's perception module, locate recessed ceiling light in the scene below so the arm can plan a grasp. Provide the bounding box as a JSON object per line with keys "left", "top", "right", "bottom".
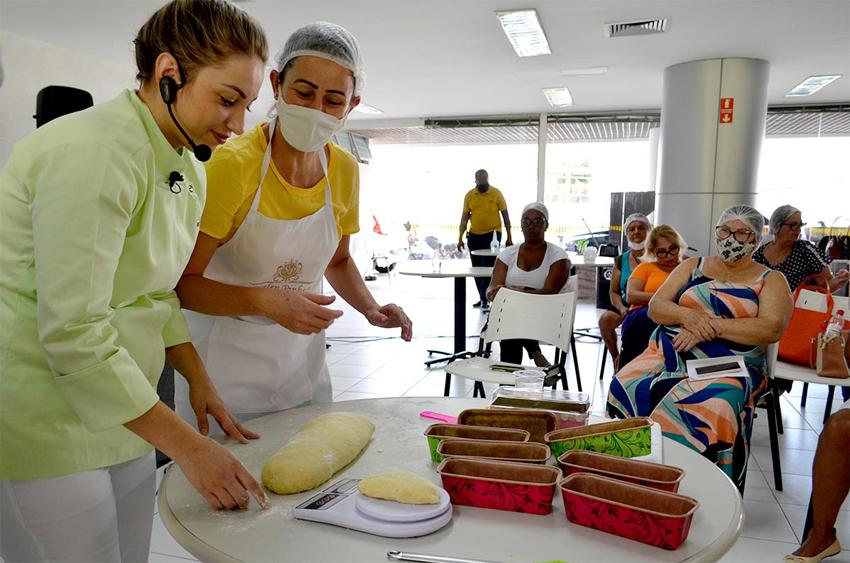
{"left": 496, "top": 9, "right": 551, "bottom": 57}
{"left": 785, "top": 75, "right": 841, "bottom": 97}
{"left": 561, "top": 67, "right": 608, "bottom": 76}
{"left": 543, "top": 87, "right": 573, "bottom": 107}
{"left": 354, "top": 103, "right": 384, "bottom": 115}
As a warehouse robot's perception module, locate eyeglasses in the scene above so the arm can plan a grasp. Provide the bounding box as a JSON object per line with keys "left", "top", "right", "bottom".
{"left": 521, "top": 218, "right": 546, "bottom": 228}
{"left": 654, "top": 246, "right": 680, "bottom": 258}
{"left": 781, "top": 221, "right": 807, "bottom": 231}
{"left": 715, "top": 226, "right": 755, "bottom": 243}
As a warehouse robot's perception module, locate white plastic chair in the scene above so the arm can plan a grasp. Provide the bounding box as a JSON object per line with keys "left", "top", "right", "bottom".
{"left": 445, "top": 288, "right": 578, "bottom": 398}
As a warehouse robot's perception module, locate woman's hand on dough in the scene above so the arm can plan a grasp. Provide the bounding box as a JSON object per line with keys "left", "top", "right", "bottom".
{"left": 365, "top": 303, "right": 413, "bottom": 341}
{"left": 189, "top": 378, "right": 259, "bottom": 443}
{"left": 177, "top": 436, "right": 269, "bottom": 511}
{"left": 265, "top": 290, "right": 343, "bottom": 334}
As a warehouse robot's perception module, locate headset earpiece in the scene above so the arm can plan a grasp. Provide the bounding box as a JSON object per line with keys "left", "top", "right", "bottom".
{"left": 159, "top": 76, "right": 179, "bottom": 105}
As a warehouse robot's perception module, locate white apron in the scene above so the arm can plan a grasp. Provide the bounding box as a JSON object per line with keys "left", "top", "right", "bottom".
{"left": 176, "top": 116, "right": 339, "bottom": 419}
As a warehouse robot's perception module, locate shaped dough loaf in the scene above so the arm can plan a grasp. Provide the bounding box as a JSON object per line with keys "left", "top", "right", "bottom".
{"left": 358, "top": 471, "right": 441, "bottom": 504}
{"left": 262, "top": 413, "right": 375, "bottom": 494}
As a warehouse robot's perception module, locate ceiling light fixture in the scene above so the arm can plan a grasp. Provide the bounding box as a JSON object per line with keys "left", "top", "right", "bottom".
{"left": 542, "top": 87, "right": 573, "bottom": 107}
{"left": 354, "top": 103, "right": 384, "bottom": 115}
{"left": 496, "top": 9, "right": 551, "bottom": 57}
{"left": 785, "top": 75, "right": 841, "bottom": 97}
{"left": 561, "top": 66, "right": 608, "bottom": 76}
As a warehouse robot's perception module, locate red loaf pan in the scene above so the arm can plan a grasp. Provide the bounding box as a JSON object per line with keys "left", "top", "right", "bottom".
{"left": 457, "top": 408, "right": 558, "bottom": 443}
{"left": 437, "top": 439, "right": 551, "bottom": 464}
{"left": 558, "top": 450, "right": 685, "bottom": 492}
{"left": 437, "top": 457, "right": 562, "bottom": 515}
{"left": 559, "top": 473, "right": 700, "bottom": 550}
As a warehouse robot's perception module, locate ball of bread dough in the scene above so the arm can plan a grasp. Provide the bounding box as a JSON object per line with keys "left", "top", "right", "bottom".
{"left": 262, "top": 413, "right": 375, "bottom": 494}
{"left": 358, "top": 471, "right": 441, "bottom": 504}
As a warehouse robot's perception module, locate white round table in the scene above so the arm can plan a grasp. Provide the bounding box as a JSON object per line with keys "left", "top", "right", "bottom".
{"left": 398, "top": 261, "right": 493, "bottom": 384}
{"left": 159, "top": 397, "right": 742, "bottom": 563}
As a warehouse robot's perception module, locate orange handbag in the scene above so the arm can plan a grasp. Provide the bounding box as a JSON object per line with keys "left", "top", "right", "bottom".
{"left": 778, "top": 276, "right": 836, "bottom": 366}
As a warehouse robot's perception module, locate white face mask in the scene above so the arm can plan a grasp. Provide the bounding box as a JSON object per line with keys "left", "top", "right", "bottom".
{"left": 716, "top": 235, "right": 755, "bottom": 263}
{"left": 627, "top": 240, "right": 646, "bottom": 250}
{"left": 275, "top": 97, "right": 346, "bottom": 153}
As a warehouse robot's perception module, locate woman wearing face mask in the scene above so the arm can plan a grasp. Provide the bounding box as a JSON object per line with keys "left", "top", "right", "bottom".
{"left": 0, "top": 1, "right": 269, "bottom": 560}
{"left": 754, "top": 205, "right": 849, "bottom": 294}
{"left": 598, "top": 214, "right": 652, "bottom": 370}
{"left": 175, "top": 22, "right": 412, "bottom": 428}
{"left": 607, "top": 205, "right": 792, "bottom": 492}
{"left": 618, "top": 225, "right": 687, "bottom": 368}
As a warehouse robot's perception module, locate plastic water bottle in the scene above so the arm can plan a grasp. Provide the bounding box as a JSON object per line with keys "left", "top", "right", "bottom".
{"left": 824, "top": 309, "right": 845, "bottom": 342}
{"left": 431, "top": 247, "right": 441, "bottom": 273}
{"left": 490, "top": 231, "right": 500, "bottom": 254}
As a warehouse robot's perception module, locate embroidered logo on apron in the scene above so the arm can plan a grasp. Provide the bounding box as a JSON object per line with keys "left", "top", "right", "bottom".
{"left": 250, "top": 259, "right": 310, "bottom": 290}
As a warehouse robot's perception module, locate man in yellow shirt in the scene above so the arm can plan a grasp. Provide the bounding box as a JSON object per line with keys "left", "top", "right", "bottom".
{"left": 457, "top": 169, "right": 513, "bottom": 308}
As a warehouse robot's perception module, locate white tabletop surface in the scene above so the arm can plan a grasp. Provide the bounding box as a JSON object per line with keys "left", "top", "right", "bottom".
{"left": 566, "top": 254, "right": 615, "bottom": 269}
{"left": 398, "top": 260, "right": 493, "bottom": 278}
{"left": 159, "top": 397, "right": 743, "bottom": 563}
{"left": 470, "top": 249, "right": 500, "bottom": 257}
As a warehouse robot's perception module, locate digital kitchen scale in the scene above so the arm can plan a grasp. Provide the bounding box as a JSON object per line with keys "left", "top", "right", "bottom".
{"left": 292, "top": 479, "right": 452, "bottom": 538}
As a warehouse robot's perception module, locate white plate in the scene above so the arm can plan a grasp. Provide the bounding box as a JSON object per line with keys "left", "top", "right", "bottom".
{"left": 355, "top": 487, "right": 450, "bottom": 523}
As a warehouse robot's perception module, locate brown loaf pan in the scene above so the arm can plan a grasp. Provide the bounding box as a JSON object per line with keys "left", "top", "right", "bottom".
{"left": 424, "top": 423, "right": 530, "bottom": 462}
{"left": 437, "top": 439, "right": 551, "bottom": 464}
{"left": 558, "top": 450, "right": 685, "bottom": 492}
{"left": 457, "top": 408, "right": 558, "bottom": 443}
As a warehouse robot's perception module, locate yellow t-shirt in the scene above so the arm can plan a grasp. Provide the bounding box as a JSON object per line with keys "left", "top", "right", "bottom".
{"left": 463, "top": 186, "right": 507, "bottom": 234}
{"left": 200, "top": 122, "right": 360, "bottom": 242}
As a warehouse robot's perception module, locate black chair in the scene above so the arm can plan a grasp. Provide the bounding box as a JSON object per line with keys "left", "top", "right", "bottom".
{"left": 599, "top": 243, "right": 620, "bottom": 258}
{"left": 34, "top": 85, "right": 93, "bottom": 128}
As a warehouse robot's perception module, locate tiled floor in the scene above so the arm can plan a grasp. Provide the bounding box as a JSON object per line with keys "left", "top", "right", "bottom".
{"left": 149, "top": 268, "right": 850, "bottom": 562}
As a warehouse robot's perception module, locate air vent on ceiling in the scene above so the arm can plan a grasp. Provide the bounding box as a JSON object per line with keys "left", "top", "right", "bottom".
{"left": 606, "top": 19, "right": 668, "bottom": 38}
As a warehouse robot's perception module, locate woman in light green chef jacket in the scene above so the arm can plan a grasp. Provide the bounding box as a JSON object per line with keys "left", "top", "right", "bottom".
{"left": 0, "top": 1, "right": 269, "bottom": 560}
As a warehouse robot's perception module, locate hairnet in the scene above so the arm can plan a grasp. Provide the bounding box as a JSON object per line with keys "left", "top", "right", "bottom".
{"left": 624, "top": 213, "right": 652, "bottom": 230}
{"left": 716, "top": 204, "right": 765, "bottom": 243}
{"left": 522, "top": 202, "right": 549, "bottom": 222}
{"left": 768, "top": 205, "right": 801, "bottom": 235}
{"left": 275, "top": 22, "right": 365, "bottom": 97}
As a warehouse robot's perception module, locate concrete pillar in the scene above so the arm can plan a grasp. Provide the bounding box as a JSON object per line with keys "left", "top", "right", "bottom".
{"left": 656, "top": 58, "right": 769, "bottom": 255}
{"left": 647, "top": 126, "right": 661, "bottom": 194}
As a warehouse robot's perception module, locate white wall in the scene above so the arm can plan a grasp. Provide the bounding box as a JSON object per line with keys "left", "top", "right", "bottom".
{"left": 0, "top": 31, "right": 134, "bottom": 166}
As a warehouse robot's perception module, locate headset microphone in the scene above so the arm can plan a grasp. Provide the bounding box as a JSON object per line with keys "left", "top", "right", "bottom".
{"left": 159, "top": 76, "right": 211, "bottom": 162}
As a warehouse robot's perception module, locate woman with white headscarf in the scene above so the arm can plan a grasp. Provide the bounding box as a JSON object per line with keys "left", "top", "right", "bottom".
{"left": 607, "top": 205, "right": 792, "bottom": 492}
{"left": 485, "top": 203, "right": 570, "bottom": 366}
{"left": 598, "top": 213, "right": 652, "bottom": 370}
{"left": 174, "top": 22, "right": 412, "bottom": 431}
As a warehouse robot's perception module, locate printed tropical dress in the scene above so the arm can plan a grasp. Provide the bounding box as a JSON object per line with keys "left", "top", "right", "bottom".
{"left": 606, "top": 258, "right": 770, "bottom": 491}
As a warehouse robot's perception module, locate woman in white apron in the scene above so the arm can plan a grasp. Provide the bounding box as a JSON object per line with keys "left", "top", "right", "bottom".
{"left": 175, "top": 22, "right": 412, "bottom": 432}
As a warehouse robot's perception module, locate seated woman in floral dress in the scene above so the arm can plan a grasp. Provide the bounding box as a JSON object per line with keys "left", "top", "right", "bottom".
{"left": 607, "top": 205, "right": 792, "bottom": 491}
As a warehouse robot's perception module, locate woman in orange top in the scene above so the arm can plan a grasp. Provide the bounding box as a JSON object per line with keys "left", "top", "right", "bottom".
{"left": 618, "top": 225, "right": 687, "bottom": 367}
